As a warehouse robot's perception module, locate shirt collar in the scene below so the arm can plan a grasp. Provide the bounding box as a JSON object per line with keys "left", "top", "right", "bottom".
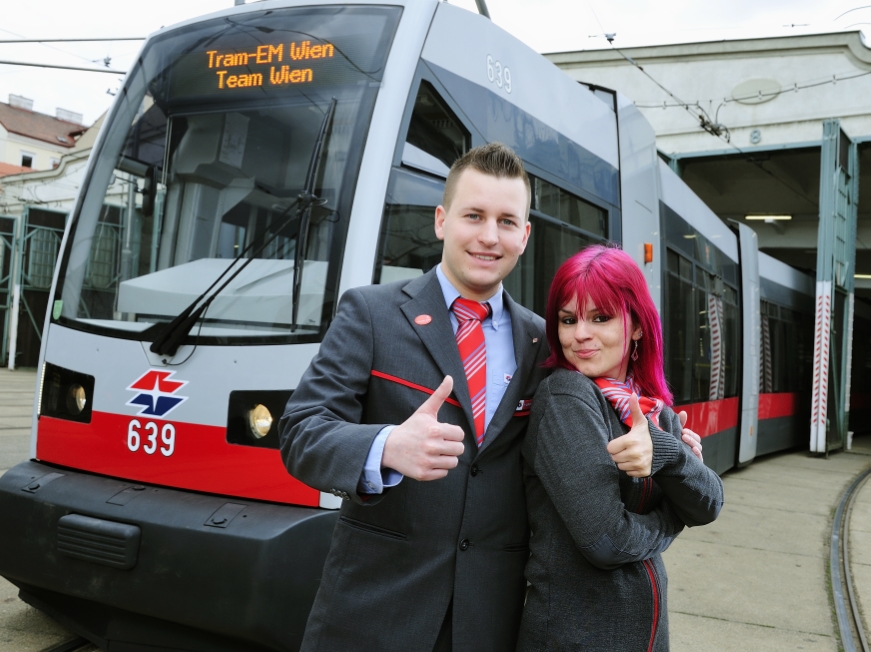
{"left": 435, "top": 264, "right": 504, "bottom": 330}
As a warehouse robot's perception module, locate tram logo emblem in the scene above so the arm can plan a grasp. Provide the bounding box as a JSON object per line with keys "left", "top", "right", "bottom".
{"left": 126, "top": 370, "right": 189, "bottom": 417}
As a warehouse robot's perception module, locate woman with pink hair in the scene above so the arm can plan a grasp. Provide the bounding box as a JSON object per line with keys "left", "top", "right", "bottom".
{"left": 516, "top": 245, "right": 723, "bottom": 651}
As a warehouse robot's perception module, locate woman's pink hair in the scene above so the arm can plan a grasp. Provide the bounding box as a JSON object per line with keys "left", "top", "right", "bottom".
{"left": 544, "top": 244, "right": 673, "bottom": 405}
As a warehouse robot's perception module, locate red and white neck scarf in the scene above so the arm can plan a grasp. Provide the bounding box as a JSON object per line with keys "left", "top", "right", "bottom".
{"left": 593, "top": 375, "right": 664, "bottom": 428}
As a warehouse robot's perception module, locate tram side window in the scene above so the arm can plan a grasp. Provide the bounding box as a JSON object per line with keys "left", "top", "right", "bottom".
{"left": 375, "top": 168, "right": 446, "bottom": 284}
{"left": 401, "top": 81, "right": 470, "bottom": 178}
{"left": 721, "top": 285, "right": 740, "bottom": 398}
{"left": 665, "top": 251, "right": 691, "bottom": 403}
{"left": 664, "top": 248, "right": 739, "bottom": 403}
{"left": 80, "top": 205, "right": 124, "bottom": 318}
{"left": 534, "top": 177, "right": 606, "bottom": 238}
{"left": 761, "top": 301, "right": 808, "bottom": 394}
{"left": 504, "top": 176, "right": 608, "bottom": 316}
{"left": 375, "top": 80, "right": 472, "bottom": 284}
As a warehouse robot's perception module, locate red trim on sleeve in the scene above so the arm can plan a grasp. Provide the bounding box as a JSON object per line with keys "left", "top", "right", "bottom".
{"left": 370, "top": 370, "right": 462, "bottom": 408}
{"left": 643, "top": 559, "right": 660, "bottom": 652}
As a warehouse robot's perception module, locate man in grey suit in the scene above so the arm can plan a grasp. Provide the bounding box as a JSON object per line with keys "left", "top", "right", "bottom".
{"left": 280, "top": 143, "right": 676, "bottom": 652}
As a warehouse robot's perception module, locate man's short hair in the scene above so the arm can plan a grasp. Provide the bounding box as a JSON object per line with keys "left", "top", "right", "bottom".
{"left": 442, "top": 142, "right": 531, "bottom": 218}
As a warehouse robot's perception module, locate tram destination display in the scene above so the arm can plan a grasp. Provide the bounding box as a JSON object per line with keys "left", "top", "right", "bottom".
{"left": 163, "top": 6, "right": 398, "bottom": 102}
{"left": 170, "top": 39, "right": 340, "bottom": 98}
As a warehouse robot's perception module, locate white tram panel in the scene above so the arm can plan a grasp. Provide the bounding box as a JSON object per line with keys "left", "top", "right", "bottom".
{"left": 616, "top": 95, "right": 662, "bottom": 312}
{"left": 759, "top": 251, "right": 815, "bottom": 296}
{"left": 38, "top": 326, "right": 319, "bottom": 429}
{"left": 657, "top": 159, "right": 739, "bottom": 263}
{"left": 420, "top": 3, "right": 619, "bottom": 171}
{"left": 736, "top": 222, "right": 760, "bottom": 465}
{"left": 336, "top": 0, "right": 439, "bottom": 292}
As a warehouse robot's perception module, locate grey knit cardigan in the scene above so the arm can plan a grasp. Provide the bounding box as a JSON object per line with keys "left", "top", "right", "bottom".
{"left": 517, "top": 368, "right": 724, "bottom": 651}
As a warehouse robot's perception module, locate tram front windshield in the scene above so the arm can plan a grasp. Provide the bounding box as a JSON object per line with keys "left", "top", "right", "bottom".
{"left": 54, "top": 6, "right": 400, "bottom": 345}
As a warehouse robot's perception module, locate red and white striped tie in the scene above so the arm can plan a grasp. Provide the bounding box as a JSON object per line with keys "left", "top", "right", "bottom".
{"left": 451, "top": 298, "right": 490, "bottom": 447}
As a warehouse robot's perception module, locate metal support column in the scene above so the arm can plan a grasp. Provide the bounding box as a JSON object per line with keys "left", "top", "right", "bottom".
{"left": 5, "top": 215, "right": 24, "bottom": 370}
{"left": 0, "top": 215, "right": 19, "bottom": 367}
{"left": 810, "top": 120, "right": 859, "bottom": 453}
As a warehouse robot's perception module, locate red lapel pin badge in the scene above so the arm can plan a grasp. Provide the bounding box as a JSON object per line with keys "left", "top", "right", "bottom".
{"left": 415, "top": 314, "right": 432, "bottom": 325}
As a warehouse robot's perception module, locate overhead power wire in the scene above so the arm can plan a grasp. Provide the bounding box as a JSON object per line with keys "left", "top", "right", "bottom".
{"left": 0, "top": 59, "right": 125, "bottom": 74}
{"left": 0, "top": 27, "right": 101, "bottom": 64}
{"left": 607, "top": 42, "right": 728, "bottom": 141}
{"left": 635, "top": 69, "right": 871, "bottom": 108}
{"left": 835, "top": 5, "right": 871, "bottom": 20}
{"left": 0, "top": 37, "right": 144, "bottom": 43}
{"left": 606, "top": 40, "right": 819, "bottom": 209}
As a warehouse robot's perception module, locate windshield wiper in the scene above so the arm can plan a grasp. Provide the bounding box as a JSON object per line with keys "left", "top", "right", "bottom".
{"left": 292, "top": 97, "right": 337, "bottom": 332}
{"left": 148, "top": 98, "right": 337, "bottom": 357}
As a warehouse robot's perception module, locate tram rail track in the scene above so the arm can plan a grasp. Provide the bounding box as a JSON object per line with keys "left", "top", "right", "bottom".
{"left": 832, "top": 467, "right": 871, "bottom": 652}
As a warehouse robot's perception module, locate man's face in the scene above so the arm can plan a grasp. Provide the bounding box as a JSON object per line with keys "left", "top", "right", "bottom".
{"left": 434, "top": 168, "right": 530, "bottom": 301}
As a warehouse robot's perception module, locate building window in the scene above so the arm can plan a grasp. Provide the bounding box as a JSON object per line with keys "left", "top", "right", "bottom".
{"left": 20, "top": 152, "right": 35, "bottom": 168}
{"left": 27, "top": 228, "right": 61, "bottom": 288}
{"left": 50, "top": 158, "right": 60, "bottom": 169}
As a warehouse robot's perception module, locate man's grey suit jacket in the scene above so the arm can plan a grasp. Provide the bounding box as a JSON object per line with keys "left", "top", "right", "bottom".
{"left": 280, "top": 269, "right": 549, "bottom": 652}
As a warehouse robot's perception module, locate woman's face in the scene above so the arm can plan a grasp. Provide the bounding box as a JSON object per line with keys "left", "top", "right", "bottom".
{"left": 558, "top": 295, "right": 641, "bottom": 381}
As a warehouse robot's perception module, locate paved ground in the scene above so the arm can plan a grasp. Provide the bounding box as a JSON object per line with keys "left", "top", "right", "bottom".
{"left": 2, "top": 365, "right": 871, "bottom": 650}
{"left": 665, "top": 435, "right": 871, "bottom": 651}
{"left": 0, "top": 367, "right": 97, "bottom": 652}
{"left": 0, "top": 368, "right": 96, "bottom": 652}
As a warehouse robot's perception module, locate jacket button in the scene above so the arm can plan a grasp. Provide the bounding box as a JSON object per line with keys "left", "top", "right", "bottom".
{"left": 470, "top": 465, "right": 479, "bottom": 477}
{"left": 459, "top": 539, "right": 470, "bottom": 551}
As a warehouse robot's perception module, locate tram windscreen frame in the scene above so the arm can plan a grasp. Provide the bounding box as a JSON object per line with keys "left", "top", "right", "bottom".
{"left": 52, "top": 5, "right": 401, "bottom": 346}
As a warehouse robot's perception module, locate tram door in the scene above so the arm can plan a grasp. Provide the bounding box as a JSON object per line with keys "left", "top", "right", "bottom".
{"left": 736, "top": 222, "right": 760, "bottom": 465}
{"left": 811, "top": 120, "right": 858, "bottom": 453}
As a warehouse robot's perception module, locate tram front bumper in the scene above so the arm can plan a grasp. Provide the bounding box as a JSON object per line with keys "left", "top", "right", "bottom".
{"left": 0, "top": 460, "right": 337, "bottom": 652}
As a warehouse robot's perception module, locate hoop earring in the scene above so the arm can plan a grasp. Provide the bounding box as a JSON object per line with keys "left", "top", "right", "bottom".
{"left": 631, "top": 339, "right": 639, "bottom": 362}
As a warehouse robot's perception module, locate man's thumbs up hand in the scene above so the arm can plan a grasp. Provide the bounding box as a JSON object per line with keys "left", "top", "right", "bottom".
{"left": 382, "top": 376, "right": 466, "bottom": 481}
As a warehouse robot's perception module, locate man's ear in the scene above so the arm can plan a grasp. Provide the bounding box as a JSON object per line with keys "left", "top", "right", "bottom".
{"left": 434, "top": 205, "right": 447, "bottom": 242}
{"left": 520, "top": 219, "right": 531, "bottom": 250}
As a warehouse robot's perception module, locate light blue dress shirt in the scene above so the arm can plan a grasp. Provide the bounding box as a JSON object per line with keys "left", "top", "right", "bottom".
{"left": 358, "top": 265, "right": 518, "bottom": 494}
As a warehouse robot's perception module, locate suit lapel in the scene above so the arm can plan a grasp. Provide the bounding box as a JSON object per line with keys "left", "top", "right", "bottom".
{"left": 477, "top": 292, "right": 539, "bottom": 456}
{"left": 399, "top": 271, "right": 475, "bottom": 432}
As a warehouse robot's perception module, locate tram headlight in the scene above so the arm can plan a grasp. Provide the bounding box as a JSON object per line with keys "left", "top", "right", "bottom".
{"left": 40, "top": 362, "right": 94, "bottom": 423}
{"left": 247, "top": 404, "right": 273, "bottom": 439}
{"left": 227, "top": 390, "right": 290, "bottom": 449}
{"left": 66, "top": 384, "right": 87, "bottom": 415}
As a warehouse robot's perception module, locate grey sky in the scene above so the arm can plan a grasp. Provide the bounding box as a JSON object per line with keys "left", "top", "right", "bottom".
{"left": 0, "top": 0, "right": 867, "bottom": 126}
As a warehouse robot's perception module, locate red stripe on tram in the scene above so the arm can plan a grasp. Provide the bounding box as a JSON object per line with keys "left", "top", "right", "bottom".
{"left": 758, "top": 392, "right": 800, "bottom": 420}
{"left": 672, "top": 397, "right": 739, "bottom": 438}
